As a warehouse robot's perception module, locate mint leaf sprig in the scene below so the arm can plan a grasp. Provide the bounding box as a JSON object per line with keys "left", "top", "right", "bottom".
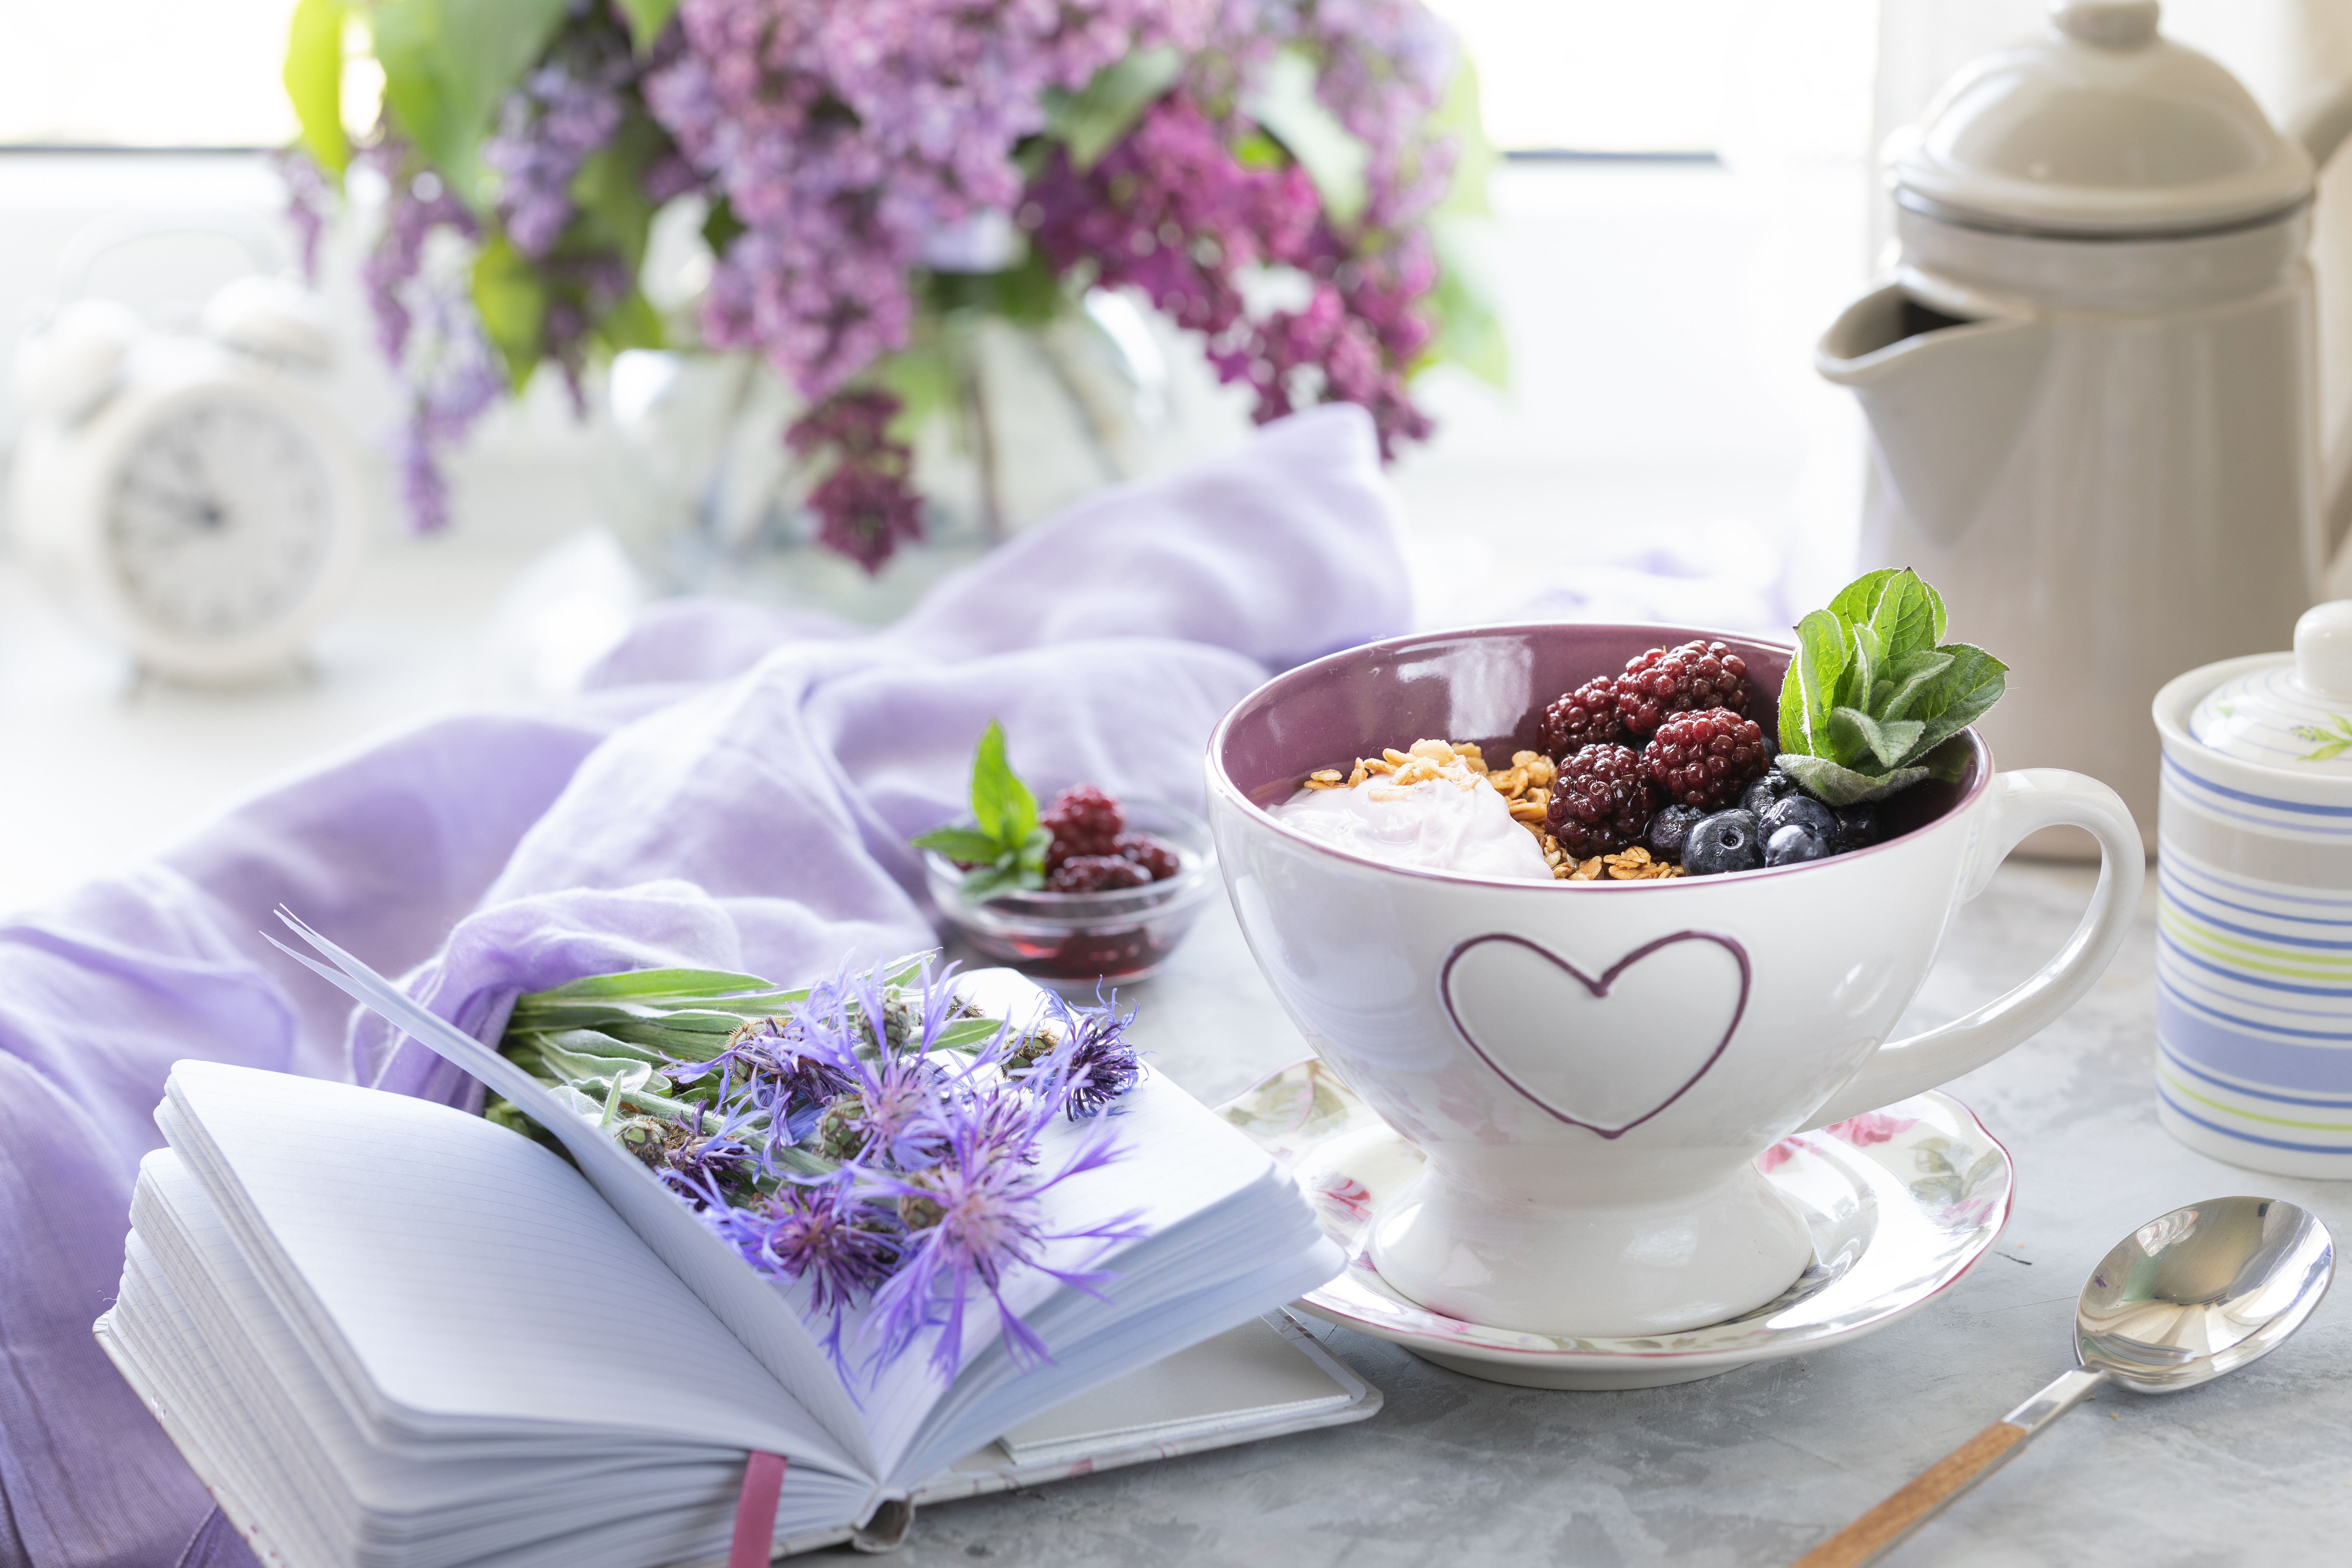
{"left": 910, "top": 720, "right": 1052, "bottom": 902}
{"left": 1776, "top": 568, "right": 2008, "bottom": 807}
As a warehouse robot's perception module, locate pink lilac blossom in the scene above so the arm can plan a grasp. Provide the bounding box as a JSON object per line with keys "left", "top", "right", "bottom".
{"left": 643, "top": 0, "right": 1211, "bottom": 403}
{"left": 1025, "top": 90, "right": 1435, "bottom": 455}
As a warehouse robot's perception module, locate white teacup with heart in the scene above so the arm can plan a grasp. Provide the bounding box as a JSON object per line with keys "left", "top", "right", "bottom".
{"left": 1206, "top": 624, "right": 2142, "bottom": 1339}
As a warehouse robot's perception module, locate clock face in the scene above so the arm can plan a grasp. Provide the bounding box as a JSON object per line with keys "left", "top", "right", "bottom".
{"left": 104, "top": 390, "right": 334, "bottom": 640}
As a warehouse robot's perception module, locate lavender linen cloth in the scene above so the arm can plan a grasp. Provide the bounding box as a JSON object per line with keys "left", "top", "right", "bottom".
{"left": 0, "top": 406, "right": 1408, "bottom": 1568}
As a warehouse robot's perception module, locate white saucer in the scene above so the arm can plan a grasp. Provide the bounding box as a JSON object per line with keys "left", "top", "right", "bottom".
{"left": 1216, "top": 1060, "right": 2013, "bottom": 1390}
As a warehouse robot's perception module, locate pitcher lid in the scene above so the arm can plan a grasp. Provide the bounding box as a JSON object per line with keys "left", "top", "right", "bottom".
{"left": 1890, "top": 1, "right": 2313, "bottom": 238}
{"left": 2189, "top": 603, "right": 2352, "bottom": 769}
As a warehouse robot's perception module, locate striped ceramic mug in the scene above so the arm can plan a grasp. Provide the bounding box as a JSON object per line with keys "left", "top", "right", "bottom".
{"left": 2153, "top": 611, "right": 2352, "bottom": 1177}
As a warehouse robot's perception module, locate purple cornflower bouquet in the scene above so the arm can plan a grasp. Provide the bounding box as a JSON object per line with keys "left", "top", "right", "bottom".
{"left": 493, "top": 954, "right": 1145, "bottom": 1377}
{"left": 280, "top": 0, "right": 1493, "bottom": 564}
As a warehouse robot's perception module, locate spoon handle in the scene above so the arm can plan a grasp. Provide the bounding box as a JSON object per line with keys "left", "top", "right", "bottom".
{"left": 1789, "top": 1367, "right": 2108, "bottom": 1568}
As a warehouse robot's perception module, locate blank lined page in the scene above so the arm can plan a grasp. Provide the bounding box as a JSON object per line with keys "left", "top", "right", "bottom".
{"left": 270, "top": 919, "right": 874, "bottom": 1472}
{"left": 166, "top": 1061, "right": 855, "bottom": 1472}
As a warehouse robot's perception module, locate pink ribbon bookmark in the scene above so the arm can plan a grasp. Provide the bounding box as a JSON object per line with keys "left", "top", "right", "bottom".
{"left": 728, "top": 1450, "right": 789, "bottom": 1568}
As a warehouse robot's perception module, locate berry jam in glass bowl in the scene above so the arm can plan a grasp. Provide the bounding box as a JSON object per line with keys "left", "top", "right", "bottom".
{"left": 922, "top": 798, "right": 1218, "bottom": 987}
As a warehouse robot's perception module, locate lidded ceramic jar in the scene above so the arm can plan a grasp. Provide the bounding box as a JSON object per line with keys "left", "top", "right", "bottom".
{"left": 2152, "top": 602, "right": 2352, "bottom": 1177}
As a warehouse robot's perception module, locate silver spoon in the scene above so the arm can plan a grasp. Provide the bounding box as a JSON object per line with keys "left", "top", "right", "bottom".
{"left": 1792, "top": 1196, "right": 2334, "bottom": 1568}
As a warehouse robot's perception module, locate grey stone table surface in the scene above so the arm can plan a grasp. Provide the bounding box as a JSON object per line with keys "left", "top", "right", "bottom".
{"left": 906, "top": 862, "right": 2349, "bottom": 1568}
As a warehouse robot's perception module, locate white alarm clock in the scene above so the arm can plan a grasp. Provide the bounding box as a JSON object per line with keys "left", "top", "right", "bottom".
{"left": 8, "top": 277, "right": 365, "bottom": 685}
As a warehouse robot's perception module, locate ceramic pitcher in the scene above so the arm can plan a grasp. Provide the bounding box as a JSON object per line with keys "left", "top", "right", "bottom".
{"left": 1818, "top": 0, "right": 2352, "bottom": 854}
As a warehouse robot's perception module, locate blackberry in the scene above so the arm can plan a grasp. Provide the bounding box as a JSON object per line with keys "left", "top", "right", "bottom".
{"left": 1643, "top": 708, "right": 1769, "bottom": 812}
{"left": 1041, "top": 784, "right": 1124, "bottom": 867}
{"left": 1760, "top": 797, "right": 1837, "bottom": 867}
{"left": 1683, "top": 810, "right": 1764, "bottom": 876}
{"left": 1645, "top": 803, "right": 1704, "bottom": 861}
{"left": 1114, "top": 832, "right": 1180, "bottom": 881}
{"left": 1540, "top": 677, "right": 1624, "bottom": 758}
{"left": 1545, "top": 743, "right": 1657, "bottom": 859}
{"left": 1047, "top": 854, "right": 1149, "bottom": 893}
{"left": 1614, "top": 640, "right": 1754, "bottom": 735}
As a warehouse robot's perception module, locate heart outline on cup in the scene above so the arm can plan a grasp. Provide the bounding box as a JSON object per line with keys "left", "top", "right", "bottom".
{"left": 1438, "top": 931, "right": 1752, "bottom": 1139}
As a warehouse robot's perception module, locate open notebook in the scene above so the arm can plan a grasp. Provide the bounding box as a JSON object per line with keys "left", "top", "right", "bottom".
{"left": 95, "top": 928, "right": 1366, "bottom": 1567}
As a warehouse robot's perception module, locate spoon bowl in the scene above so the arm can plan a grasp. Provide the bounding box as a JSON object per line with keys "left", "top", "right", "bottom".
{"left": 1794, "top": 1196, "right": 2334, "bottom": 1567}
{"left": 2077, "top": 1196, "right": 2335, "bottom": 1392}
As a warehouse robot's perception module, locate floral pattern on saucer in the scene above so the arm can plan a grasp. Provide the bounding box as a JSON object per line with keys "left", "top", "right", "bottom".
{"left": 1218, "top": 1059, "right": 2013, "bottom": 1385}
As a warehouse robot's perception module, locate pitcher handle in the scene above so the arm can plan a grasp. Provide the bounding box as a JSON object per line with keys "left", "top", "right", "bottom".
{"left": 1799, "top": 770, "right": 2143, "bottom": 1131}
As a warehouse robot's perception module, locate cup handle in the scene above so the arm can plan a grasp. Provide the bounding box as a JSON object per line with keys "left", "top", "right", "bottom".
{"left": 1798, "top": 769, "right": 2144, "bottom": 1131}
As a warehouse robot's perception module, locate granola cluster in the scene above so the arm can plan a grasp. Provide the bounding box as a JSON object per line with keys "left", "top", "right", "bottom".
{"left": 1298, "top": 738, "right": 1682, "bottom": 882}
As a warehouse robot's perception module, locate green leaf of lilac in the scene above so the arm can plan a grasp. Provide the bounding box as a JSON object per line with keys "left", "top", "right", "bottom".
{"left": 1827, "top": 707, "right": 1926, "bottom": 770}
{"left": 1775, "top": 753, "right": 1934, "bottom": 807}
{"left": 1784, "top": 609, "right": 1848, "bottom": 757}
{"left": 1907, "top": 643, "right": 2009, "bottom": 757}
{"left": 909, "top": 826, "right": 1004, "bottom": 863}
{"left": 614, "top": 0, "right": 679, "bottom": 50}
{"left": 282, "top": 0, "right": 349, "bottom": 175}
{"left": 1044, "top": 46, "right": 1182, "bottom": 170}
{"left": 1827, "top": 568, "right": 1900, "bottom": 629}
{"left": 2300, "top": 739, "right": 2352, "bottom": 762}
{"left": 1245, "top": 48, "right": 1371, "bottom": 227}
{"left": 1878, "top": 649, "right": 1956, "bottom": 723}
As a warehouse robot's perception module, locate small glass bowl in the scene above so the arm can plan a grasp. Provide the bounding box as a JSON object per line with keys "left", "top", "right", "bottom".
{"left": 922, "top": 798, "right": 1219, "bottom": 986}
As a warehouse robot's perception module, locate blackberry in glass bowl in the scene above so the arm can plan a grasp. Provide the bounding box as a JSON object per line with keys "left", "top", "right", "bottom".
{"left": 922, "top": 797, "right": 1217, "bottom": 989}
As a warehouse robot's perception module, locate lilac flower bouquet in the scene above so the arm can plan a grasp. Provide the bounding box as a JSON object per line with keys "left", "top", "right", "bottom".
{"left": 280, "top": 0, "right": 1497, "bottom": 568}
{"left": 493, "top": 954, "right": 1147, "bottom": 1377}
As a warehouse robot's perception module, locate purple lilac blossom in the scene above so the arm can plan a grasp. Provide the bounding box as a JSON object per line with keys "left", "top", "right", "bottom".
{"left": 483, "top": 43, "right": 633, "bottom": 261}
{"left": 643, "top": 0, "right": 1213, "bottom": 404}
{"left": 356, "top": 144, "right": 504, "bottom": 533}
{"left": 275, "top": 149, "right": 334, "bottom": 282}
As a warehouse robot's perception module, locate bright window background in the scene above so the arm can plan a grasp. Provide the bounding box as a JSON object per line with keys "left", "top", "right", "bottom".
{"left": 0, "top": 0, "right": 1737, "bottom": 156}
{"left": 0, "top": 0, "right": 301, "bottom": 146}
{"left": 1426, "top": 0, "right": 1742, "bottom": 153}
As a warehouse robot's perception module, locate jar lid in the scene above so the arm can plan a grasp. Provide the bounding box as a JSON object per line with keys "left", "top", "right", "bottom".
{"left": 2188, "top": 603, "right": 2352, "bottom": 770}
{"left": 1891, "top": 1, "right": 2313, "bottom": 238}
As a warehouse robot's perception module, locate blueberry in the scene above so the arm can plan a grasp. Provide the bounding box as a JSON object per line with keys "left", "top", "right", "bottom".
{"left": 1646, "top": 803, "right": 1705, "bottom": 860}
{"left": 1835, "top": 801, "right": 1885, "bottom": 852}
{"left": 1741, "top": 766, "right": 1800, "bottom": 817}
{"left": 1759, "top": 795, "right": 1837, "bottom": 844}
{"left": 1682, "top": 809, "right": 1763, "bottom": 876}
{"left": 1765, "top": 822, "right": 1831, "bottom": 866}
